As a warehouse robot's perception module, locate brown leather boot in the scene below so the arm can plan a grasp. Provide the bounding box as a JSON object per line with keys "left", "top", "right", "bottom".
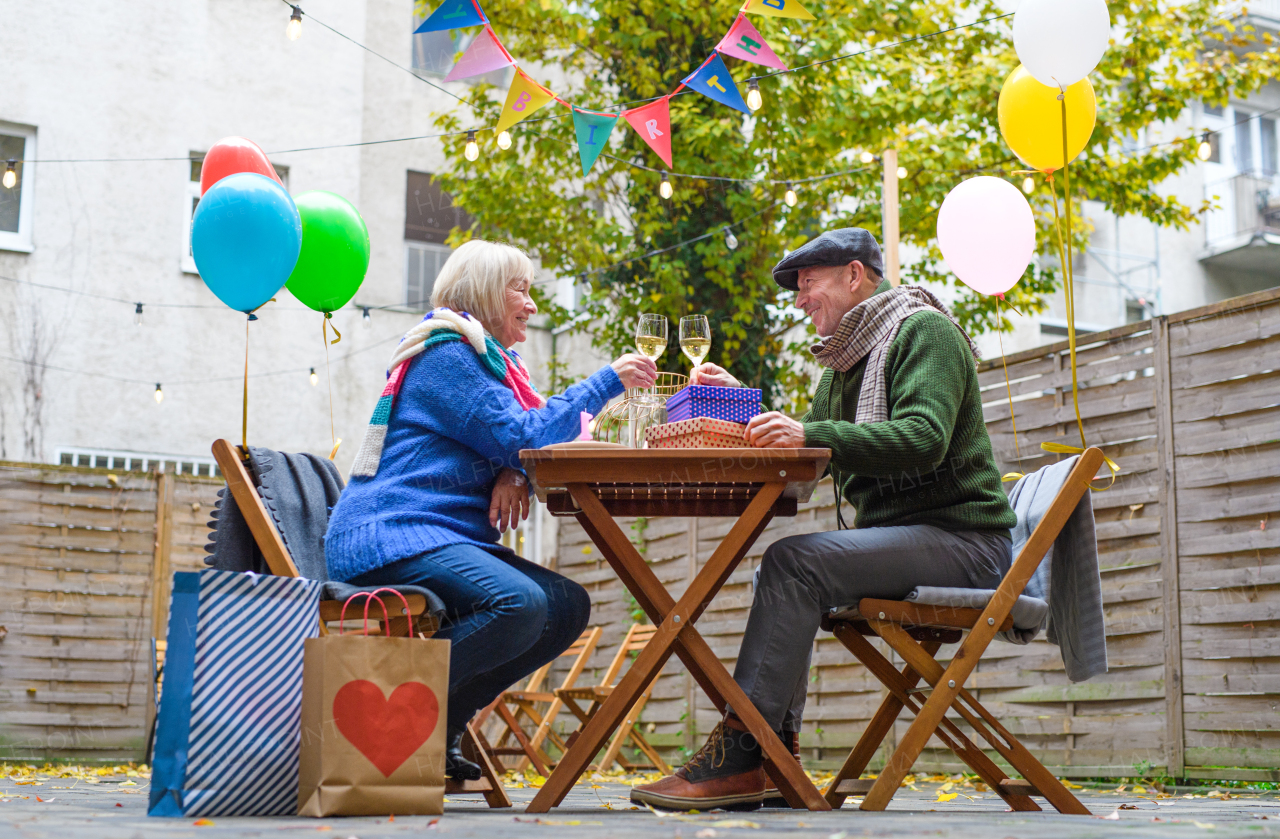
{"left": 630, "top": 714, "right": 765, "bottom": 811}
{"left": 761, "top": 729, "right": 802, "bottom": 807}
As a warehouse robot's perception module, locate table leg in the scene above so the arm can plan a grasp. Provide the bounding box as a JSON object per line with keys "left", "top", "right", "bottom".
{"left": 527, "top": 482, "right": 828, "bottom": 813}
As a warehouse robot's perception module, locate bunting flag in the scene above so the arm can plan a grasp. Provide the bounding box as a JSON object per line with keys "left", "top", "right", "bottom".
{"left": 742, "top": 0, "right": 816, "bottom": 21}
{"left": 414, "top": 0, "right": 487, "bottom": 33}
{"left": 682, "top": 53, "right": 750, "bottom": 114}
{"left": 623, "top": 97, "right": 673, "bottom": 168}
{"left": 716, "top": 14, "right": 788, "bottom": 70}
{"left": 443, "top": 26, "right": 513, "bottom": 82}
{"left": 572, "top": 109, "right": 620, "bottom": 176}
{"left": 496, "top": 70, "right": 557, "bottom": 133}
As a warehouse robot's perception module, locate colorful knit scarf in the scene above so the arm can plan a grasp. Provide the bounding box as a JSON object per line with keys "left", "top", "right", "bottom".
{"left": 350, "top": 308, "right": 545, "bottom": 478}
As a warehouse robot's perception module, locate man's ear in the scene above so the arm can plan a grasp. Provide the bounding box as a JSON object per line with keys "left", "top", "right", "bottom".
{"left": 847, "top": 260, "right": 865, "bottom": 290}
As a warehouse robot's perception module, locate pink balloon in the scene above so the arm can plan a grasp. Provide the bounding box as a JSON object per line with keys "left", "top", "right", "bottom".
{"left": 936, "top": 176, "right": 1035, "bottom": 296}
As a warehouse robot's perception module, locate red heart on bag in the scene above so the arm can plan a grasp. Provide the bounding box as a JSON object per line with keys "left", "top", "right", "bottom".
{"left": 332, "top": 680, "right": 440, "bottom": 777}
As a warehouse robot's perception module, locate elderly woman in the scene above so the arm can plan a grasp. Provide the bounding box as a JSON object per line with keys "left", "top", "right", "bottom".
{"left": 325, "top": 239, "right": 655, "bottom": 780}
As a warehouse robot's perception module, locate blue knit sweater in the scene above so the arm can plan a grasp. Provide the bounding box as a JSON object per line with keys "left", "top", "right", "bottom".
{"left": 325, "top": 340, "right": 623, "bottom": 582}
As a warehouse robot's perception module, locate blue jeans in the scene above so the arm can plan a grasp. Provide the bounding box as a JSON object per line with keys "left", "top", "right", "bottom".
{"left": 347, "top": 544, "right": 592, "bottom": 731}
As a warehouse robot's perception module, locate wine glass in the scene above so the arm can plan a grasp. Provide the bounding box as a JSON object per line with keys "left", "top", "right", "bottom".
{"left": 680, "top": 315, "right": 711, "bottom": 371}
{"left": 634, "top": 313, "right": 669, "bottom": 364}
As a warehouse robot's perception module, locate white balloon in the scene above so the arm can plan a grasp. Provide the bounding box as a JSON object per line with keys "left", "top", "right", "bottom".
{"left": 1013, "top": 0, "right": 1111, "bottom": 88}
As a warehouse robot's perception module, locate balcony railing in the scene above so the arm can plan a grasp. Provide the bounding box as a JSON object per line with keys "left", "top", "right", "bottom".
{"left": 1203, "top": 171, "right": 1280, "bottom": 250}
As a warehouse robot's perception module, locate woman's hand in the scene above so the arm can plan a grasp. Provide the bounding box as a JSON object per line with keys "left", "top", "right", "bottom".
{"left": 489, "top": 468, "right": 530, "bottom": 533}
{"left": 745, "top": 412, "right": 806, "bottom": 448}
{"left": 689, "top": 363, "right": 740, "bottom": 387}
{"left": 611, "top": 353, "right": 658, "bottom": 390}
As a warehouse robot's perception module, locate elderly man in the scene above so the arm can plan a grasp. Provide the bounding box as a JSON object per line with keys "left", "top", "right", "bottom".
{"left": 631, "top": 228, "right": 1017, "bottom": 811}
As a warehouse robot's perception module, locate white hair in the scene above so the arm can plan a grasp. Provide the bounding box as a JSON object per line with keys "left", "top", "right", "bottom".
{"left": 431, "top": 239, "right": 535, "bottom": 327}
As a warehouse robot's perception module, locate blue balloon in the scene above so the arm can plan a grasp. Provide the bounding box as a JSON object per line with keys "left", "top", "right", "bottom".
{"left": 192, "top": 172, "right": 302, "bottom": 313}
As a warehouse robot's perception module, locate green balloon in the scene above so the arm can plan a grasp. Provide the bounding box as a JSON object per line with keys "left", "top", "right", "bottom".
{"left": 285, "top": 191, "right": 370, "bottom": 313}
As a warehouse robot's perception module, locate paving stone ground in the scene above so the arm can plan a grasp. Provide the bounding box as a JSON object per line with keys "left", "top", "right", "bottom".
{"left": 4, "top": 773, "right": 1280, "bottom": 839}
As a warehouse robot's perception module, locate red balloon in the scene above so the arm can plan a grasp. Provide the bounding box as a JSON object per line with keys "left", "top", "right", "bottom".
{"left": 199, "top": 136, "right": 283, "bottom": 195}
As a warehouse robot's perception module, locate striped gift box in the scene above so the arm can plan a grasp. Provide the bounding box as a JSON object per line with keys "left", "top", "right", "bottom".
{"left": 645, "top": 417, "right": 749, "bottom": 449}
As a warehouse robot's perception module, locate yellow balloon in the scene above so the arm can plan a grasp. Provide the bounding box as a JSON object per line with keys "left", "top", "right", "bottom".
{"left": 998, "top": 65, "right": 1096, "bottom": 173}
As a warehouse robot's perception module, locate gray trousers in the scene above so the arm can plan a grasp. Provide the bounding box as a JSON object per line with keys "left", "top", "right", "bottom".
{"left": 730, "top": 525, "right": 1012, "bottom": 733}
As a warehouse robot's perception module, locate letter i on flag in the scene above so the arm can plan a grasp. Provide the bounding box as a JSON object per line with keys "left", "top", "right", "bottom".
{"left": 742, "top": 0, "right": 816, "bottom": 20}
{"left": 496, "top": 70, "right": 556, "bottom": 133}
{"left": 572, "top": 109, "right": 619, "bottom": 176}
{"left": 716, "top": 15, "right": 788, "bottom": 70}
{"left": 414, "top": 0, "right": 487, "bottom": 33}
{"left": 622, "top": 97, "right": 672, "bottom": 168}
{"left": 681, "top": 53, "right": 750, "bottom": 114}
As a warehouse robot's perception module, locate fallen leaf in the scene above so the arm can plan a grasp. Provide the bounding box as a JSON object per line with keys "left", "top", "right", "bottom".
{"left": 1119, "top": 804, "right": 1140, "bottom": 810}
{"left": 1133, "top": 785, "right": 1146, "bottom": 793}
{"left": 427, "top": 818, "right": 441, "bottom": 829}
{"left": 36, "top": 796, "right": 55, "bottom": 802}
{"left": 709, "top": 819, "right": 760, "bottom": 828}
{"left": 193, "top": 819, "right": 214, "bottom": 826}
{"left": 13, "top": 781, "right": 41, "bottom": 786}
{"left": 121, "top": 780, "right": 137, "bottom": 786}
{"left": 115, "top": 803, "right": 123, "bottom": 808}
{"left": 936, "top": 792, "right": 959, "bottom": 802}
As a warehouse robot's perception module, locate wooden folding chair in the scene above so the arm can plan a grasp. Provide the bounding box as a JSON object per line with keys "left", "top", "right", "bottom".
{"left": 211, "top": 439, "right": 511, "bottom": 808}
{"left": 819, "top": 448, "right": 1103, "bottom": 815}
{"left": 556, "top": 623, "right": 671, "bottom": 775}
{"left": 486, "top": 626, "right": 602, "bottom": 776}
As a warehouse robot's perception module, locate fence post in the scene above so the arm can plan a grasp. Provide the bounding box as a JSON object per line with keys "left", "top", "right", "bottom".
{"left": 1152, "top": 316, "right": 1185, "bottom": 777}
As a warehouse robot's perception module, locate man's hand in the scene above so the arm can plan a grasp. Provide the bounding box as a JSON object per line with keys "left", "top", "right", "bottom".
{"left": 489, "top": 468, "right": 530, "bottom": 533}
{"left": 745, "top": 412, "right": 806, "bottom": 448}
{"left": 690, "top": 363, "right": 740, "bottom": 387}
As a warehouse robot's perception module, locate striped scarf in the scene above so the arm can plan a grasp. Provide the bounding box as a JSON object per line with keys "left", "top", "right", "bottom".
{"left": 811, "top": 285, "right": 979, "bottom": 424}
{"left": 350, "top": 308, "right": 545, "bottom": 478}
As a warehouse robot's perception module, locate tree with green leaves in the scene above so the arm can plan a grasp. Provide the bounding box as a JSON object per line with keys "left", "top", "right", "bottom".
{"left": 428, "top": 0, "right": 1280, "bottom": 410}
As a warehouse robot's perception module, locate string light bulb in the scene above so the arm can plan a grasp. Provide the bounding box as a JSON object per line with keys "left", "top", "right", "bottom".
{"left": 310, "top": 367, "right": 318, "bottom": 386}
{"left": 134, "top": 302, "right": 144, "bottom": 326}
{"left": 1197, "top": 131, "right": 1213, "bottom": 162}
{"left": 724, "top": 228, "right": 738, "bottom": 250}
{"left": 497, "top": 130, "right": 512, "bottom": 150}
{"left": 2, "top": 160, "right": 15, "bottom": 189}
{"left": 464, "top": 130, "right": 479, "bottom": 162}
{"left": 746, "top": 79, "right": 762, "bottom": 112}
{"left": 659, "top": 171, "right": 673, "bottom": 200}
{"left": 286, "top": 5, "right": 303, "bottom": 40}
{"left": 896, "top": 165, "right": 907, "bottom": 180}
{"left": 361, "top": 306, "right": 372, "bottom": 329}
{"left": 1022, "top": 176, "right": 1035, "bottom": 195}
{"left": 154, "top": 383, "right": 164, "bottom": 404}
{"left": 859, "top": 151, "right": 875, "bottom": 165}
{"left": 784, "top": 184, "right": 797, "bottom": 207}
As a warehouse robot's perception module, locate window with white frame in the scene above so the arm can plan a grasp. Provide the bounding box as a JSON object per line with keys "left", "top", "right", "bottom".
{"left": 404, "top": 171, "right": 472, "bottom": 310}
{"left": 183, "top": 152, "right": 289, "bottom": 275}
{"left": 0, "top": 122, "right": 36, "bottom": 253}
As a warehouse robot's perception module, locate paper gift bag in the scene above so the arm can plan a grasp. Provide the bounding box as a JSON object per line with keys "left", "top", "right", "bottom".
{"left": 149, "top": 570, "right": 322, "bottom": 817}
{"left": 297, "top": 591, "right": 450, "bottom": 816}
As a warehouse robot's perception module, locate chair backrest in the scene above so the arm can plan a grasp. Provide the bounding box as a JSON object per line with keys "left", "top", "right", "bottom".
{"left": 553, "top": 626, "right": 604, "bottom": 691}
{"left": 994, "top": 447, "right": 1104, "bottom": 608}
{"left": 599, "top": 624, "right": 658, "bottom": 689}
{"left": 211, "top": 439, "right": 301, "bottom": 579}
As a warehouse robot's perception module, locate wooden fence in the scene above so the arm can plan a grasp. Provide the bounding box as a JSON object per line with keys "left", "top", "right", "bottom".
{"left": 551, "top": 286, "right": 1280, "bottom": 783}
{"left": 0, "top": 464, "right": 221, "bottom": 761}
{"left": 3, "top": 286, "right": 1280, "bottom": 778}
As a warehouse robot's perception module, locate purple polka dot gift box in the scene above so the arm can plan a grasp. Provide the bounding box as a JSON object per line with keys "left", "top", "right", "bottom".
{"left": 665, "top": 385, "right": 763, "bottom": 424}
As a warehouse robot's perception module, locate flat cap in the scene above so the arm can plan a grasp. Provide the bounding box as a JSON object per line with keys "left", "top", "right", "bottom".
{"left": 771, "top": 227, "right": 884, "bottom": 291}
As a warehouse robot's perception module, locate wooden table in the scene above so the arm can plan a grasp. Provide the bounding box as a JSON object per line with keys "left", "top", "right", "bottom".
{"left": 519, "top": 446, "right": 833, "bottom": 814}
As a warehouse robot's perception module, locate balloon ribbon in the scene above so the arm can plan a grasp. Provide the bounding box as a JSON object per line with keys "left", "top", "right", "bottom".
{"left": 323, "top": 314, "right": 341, "bottom": 460}
{"left": 996, "top": 295, "right": 1024, "bottom": 484}
{"left": 242, "top": 314, "right": 253, "bottom": 455}
{"left": 1042, "top": 90, "right": 1117, "bottom": 490}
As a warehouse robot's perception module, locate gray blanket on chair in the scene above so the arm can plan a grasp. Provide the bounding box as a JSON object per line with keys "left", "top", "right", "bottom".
{"left": 204, "top": 446, "right": 343, "bottom": 581}
{"left": 906, "top": 455, "right": 1107, "bottom": 682}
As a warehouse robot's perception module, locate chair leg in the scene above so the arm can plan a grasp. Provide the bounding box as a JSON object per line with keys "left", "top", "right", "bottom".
{"left": 461, "top": 723, "right": 512, "bottom": 809}
{"left": 872, "top": 622, "right": 1088, "bottom": 815}
{"left": 598, "top": 692, "right": 651, "bottom": 773}
{"left": 496, "top": 702, "right": 551, "bottom": 778}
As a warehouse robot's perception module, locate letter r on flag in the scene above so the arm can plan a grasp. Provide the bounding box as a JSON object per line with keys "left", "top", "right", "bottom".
{"left": 646, "top": 119, "right": 664, "bottom": 139}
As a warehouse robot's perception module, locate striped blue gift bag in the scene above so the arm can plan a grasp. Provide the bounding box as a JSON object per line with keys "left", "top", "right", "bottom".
{"left": 149, "top": 569, "right": 321, "bottom": 817}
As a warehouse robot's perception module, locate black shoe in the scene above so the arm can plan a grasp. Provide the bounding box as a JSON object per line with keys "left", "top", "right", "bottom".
{"left": 445, "top": 726, "right": 483, "bottom": 781}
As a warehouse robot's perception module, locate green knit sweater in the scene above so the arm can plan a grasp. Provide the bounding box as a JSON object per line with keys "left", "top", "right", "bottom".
{"left": 802, "top": 284, "right": 1016, "bottom": 533}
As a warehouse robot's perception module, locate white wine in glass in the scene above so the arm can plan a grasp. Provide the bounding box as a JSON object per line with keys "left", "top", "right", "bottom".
{"left": 680, "top": 315, "right": 711, "bottom": 366}
{"left": 635, "top": 313, "right": 668, "bottom": 361}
